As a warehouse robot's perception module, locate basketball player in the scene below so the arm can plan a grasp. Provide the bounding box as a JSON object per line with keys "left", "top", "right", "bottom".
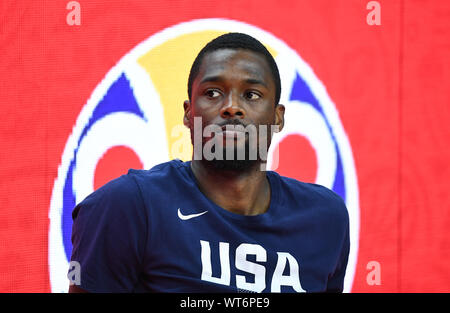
{"left": 69, "top": 33, "right": 349, "bottom": 293}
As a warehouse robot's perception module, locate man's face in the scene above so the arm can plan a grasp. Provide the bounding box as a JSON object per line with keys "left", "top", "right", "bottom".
{"left": 184, "top": 48, "right": 285, "bottom": 168}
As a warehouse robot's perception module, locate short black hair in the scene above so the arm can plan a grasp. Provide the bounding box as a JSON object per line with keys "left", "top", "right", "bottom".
{"left": 187, "top": 32, "right": 281, "bottom": 105}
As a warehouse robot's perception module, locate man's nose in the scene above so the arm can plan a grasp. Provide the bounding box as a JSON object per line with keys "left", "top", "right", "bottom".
{"left": 220, "top": 93, "right": 245, "bottom": 119}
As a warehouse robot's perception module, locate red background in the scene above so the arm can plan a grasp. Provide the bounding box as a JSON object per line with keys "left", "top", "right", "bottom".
{"left": 0, "top": 0, "right": 449, "bottom": 292}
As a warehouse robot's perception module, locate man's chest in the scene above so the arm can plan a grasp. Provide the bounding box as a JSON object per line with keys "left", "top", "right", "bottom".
{"left": 138, "top": 204, "right": 337, "bottom": 293}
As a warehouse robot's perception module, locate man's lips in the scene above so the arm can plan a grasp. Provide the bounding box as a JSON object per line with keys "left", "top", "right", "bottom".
{"left": 219, "top": 124, "right": 246, "bottom": 138}
{"left": 200, "top": 122, "right": 248, "bottom": 141}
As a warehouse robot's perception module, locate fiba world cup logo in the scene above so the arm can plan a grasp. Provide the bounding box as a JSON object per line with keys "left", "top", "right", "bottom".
{"left": 48, "top": 19, "right": 359, "bottom": 292}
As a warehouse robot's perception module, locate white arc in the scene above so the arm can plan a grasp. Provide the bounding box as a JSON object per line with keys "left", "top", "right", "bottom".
{"left": 178, "top": 208, "right": 208, "bottom": 220}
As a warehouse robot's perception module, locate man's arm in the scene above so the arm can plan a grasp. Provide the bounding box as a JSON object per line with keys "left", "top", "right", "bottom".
{"left": 326, "top": 211, "right": 350, "bottom": 293}
{"left": 69, "top": 174, "right": 147, "bottom": 292}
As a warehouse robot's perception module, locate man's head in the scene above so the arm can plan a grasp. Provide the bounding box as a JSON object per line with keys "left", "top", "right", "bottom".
{"left": 184, "top": 32, "right": 285, "bottom": 171}
{"left": 188, "top": 32, "right": 281, "bottom": 105}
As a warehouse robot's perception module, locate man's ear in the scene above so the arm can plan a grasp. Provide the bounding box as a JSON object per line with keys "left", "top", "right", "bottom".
{"left": 183, "top": 100, "right": 191, "bottom": 128}
{"left": 274, "top": 104, "right": 285, "bottom": 132}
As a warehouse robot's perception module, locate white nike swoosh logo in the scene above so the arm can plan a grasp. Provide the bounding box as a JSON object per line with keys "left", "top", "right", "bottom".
{"left": 177, "top": 208, "right": 208, "bottom": 220}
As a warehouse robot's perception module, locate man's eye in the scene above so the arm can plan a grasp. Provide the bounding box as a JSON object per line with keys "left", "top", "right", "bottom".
{"left": 205, "top": 90, "right": 221, "bottom": 98}
{"left": 245, "top": 91, "right": 261, "bottom": 100}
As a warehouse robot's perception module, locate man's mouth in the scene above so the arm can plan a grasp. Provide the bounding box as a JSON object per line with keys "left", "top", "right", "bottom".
{"left": 220, "top": 124, "right": 246, "bottom": 138}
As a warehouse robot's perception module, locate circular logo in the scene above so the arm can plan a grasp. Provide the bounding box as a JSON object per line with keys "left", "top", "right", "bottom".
{"left": 49, "top": 18, "right": 359, "bottom": 292}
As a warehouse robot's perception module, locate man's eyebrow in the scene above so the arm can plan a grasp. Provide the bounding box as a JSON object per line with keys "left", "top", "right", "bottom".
{"left": 200, "top": 75, "right": 223, "bottom": 84}
{"left": 199, "top": 76, "right": 268, "bottom": 88}
{"left": 245, "top": 78, "right": 268, "bottom": 88}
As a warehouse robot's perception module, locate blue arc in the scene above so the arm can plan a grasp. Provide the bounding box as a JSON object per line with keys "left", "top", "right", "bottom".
{"left": 61, "top": 73, "right": 146, "bottom": 262}
{"left": 289, "top": 73, "right": 346, "bottom": 201}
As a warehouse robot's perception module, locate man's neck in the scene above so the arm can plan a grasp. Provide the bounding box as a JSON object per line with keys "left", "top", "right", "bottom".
{"left": 190, "top": 160, "right": 271, "bottom": 216}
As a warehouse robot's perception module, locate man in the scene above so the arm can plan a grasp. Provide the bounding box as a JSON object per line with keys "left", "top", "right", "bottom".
{"left": 69, "top": 33, "right": 349, "bottom": 293}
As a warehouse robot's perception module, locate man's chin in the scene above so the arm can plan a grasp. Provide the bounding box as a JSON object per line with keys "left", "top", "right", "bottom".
{"left": 206, "top": 158, "right": 259, "bottom": 172}
{"left": 210, "top": 145, "right": 260, "bottom": 171}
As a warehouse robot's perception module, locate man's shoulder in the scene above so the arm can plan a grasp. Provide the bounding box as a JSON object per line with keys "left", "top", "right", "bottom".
{"left": 274, "top": 172, "right": 348, "bottom": 216}
{"left": 126, "top": 159, "right": 189, "bottom": 195}
{"left": 275, "top": 172, "right": 342, "bottom": 200}
{"left": 127, "top": 159, "right": 186, "bottom": 181}
{"left": 72, "top": 172, "right": 140, "bottom": 221}
{"left": 77, "top": 160, "right": 185, "bottom": 209}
